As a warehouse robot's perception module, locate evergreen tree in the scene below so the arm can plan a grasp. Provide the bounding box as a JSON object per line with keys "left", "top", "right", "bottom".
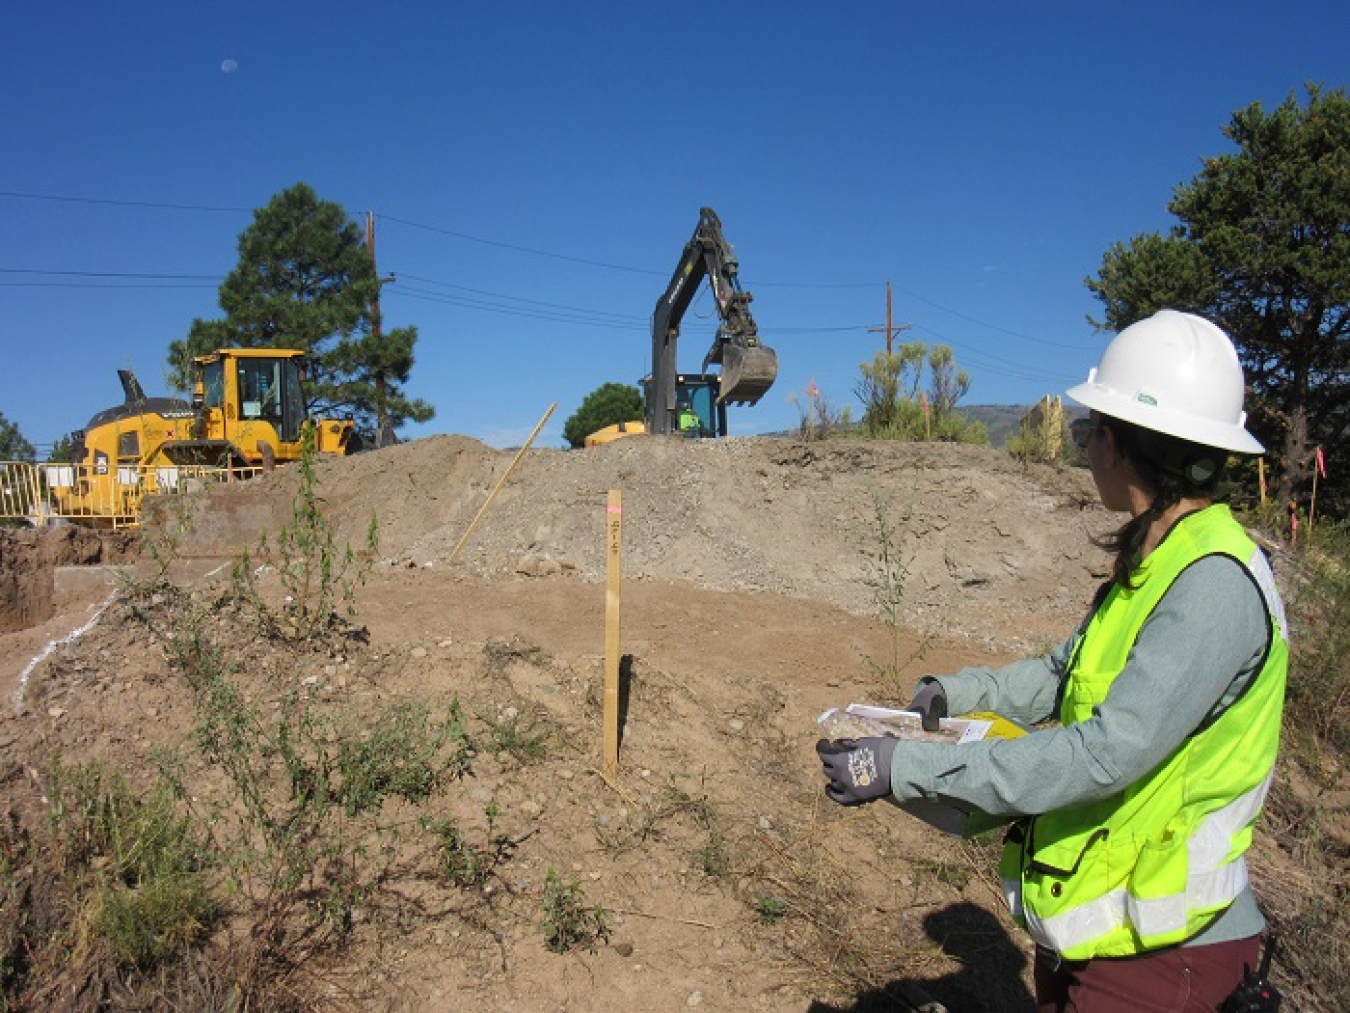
{"left": 169, "top": 183, "right": 433, "bottom": 442}
{"left": 324, "top": 323, "right": 434, "bottom": 446}
{"left": 562, "top": 383, "right": 644, "bottom": 448}
{"left": 46, "top": 434, "right": 75, "bottom": 464}
{"left": 0, "top": 412, "right": 35, "bottom": 462}
{"left": 1088, "top": 84, "right": 1350, "bottom": 512}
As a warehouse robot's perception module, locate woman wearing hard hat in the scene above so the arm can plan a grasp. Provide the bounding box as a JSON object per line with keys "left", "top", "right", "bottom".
{"left": 819, "top": 311, "right": 1287, "bottom": 1012}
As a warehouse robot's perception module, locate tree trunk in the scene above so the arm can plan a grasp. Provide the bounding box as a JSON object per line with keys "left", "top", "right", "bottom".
{"left": 1279, "top": 406, "right": 1310, "bottom": 519}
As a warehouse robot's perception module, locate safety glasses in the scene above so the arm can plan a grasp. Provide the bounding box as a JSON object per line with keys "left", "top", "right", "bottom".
{"left": 1070, "top": 417, "right": 1100, "bottom": 449}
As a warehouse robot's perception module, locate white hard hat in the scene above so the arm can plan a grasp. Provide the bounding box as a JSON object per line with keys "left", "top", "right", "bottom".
{"left": 1066, "top": 310, "right": 1264, "bottom": 454}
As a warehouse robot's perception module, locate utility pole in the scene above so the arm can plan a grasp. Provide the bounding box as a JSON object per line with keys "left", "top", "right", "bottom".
{"left": 367, "top": 211, "right": 397, "bottom": 448}
{"left": 868, "top": 282, "right": 911, "bottom": 354}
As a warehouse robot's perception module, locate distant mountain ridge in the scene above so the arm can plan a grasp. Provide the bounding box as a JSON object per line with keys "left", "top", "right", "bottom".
{"left": 958, "top": 403, "right": 1083, "bottom": 447}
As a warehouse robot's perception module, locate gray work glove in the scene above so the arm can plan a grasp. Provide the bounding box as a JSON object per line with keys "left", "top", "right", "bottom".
{"left": 907, "top": 679, "right": 948, "bottom": 732}
{"left": 816, "top": 737, "right": 896, "bottom": 806}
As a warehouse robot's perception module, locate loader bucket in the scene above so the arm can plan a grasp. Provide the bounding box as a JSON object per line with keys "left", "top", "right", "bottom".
{"left": 717, "top": 343, "right": 778, "bottom": 406}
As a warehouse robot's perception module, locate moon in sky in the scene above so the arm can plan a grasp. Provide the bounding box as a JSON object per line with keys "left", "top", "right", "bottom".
{"left": 221, "top": 59, "right": 238, "bottom": 74}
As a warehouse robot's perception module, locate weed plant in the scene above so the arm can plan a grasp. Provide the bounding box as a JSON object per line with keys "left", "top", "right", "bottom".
{"left": 118, "top": 432, "right": 490, "bottom": 1000}
{"left": 790, "top": 385, "right": 853, "bottom": 442}
{"left": 854, "top": 487, "right": 929, "bottom": 693}
{"left": 751, "top": 893, "right": 787, "bottom": 924}
{"left": 425, "top": 802, "right": 507, "bottom": 889}
{"left": 483, "top": 636, "right": 551, "bottom": 673}
{"left": 1006, "top": 397, "right": 1069, "bottom": 466}
{"left": 139, "top": 474, "right": 215, "bottom": 586}
{"left": 541, "top": 866, "right": 609, "bottom": 953}
{"left": 338, "top": 698, "right": 472, "bottom": 815}
{"left": 231, "top": 426, "right": 379, "bottom": 642}
{"left": 482, "top": 707, "right": 551, "bottom": 765}
{"left": 45, "top": 760, "right": 214, "bottom": 971}
{"left": 1283, "top": 520, "right": 1350, "bottom": 763}
{"left": 167, "top": 676, "right": 472, "bottom": 949}
{"left": 0, "top": 812, "right": 35, "bottom": 1002}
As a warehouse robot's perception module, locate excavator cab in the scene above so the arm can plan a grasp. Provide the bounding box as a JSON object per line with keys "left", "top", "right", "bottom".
{"left": 642, "top": 374, "right": 727, "bottom": 438}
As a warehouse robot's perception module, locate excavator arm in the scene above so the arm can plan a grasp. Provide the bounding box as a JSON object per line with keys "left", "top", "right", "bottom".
{"left": 647, "top": 208, "right": 777, "bottom": 435}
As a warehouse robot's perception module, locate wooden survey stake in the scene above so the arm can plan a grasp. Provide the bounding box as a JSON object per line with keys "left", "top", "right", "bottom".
{"left": 448, "top": 402, "right": 556, "bottom": 565}
{"left": 603, "top": 490, "right": 623, "bottom": 783}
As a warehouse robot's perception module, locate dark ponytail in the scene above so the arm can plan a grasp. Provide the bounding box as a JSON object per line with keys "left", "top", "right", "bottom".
{"left": 1094, "top": 417, "right": 1228, "bottom": 590}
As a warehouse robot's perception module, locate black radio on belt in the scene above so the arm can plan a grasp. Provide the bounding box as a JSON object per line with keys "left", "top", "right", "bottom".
{"left": 1219, "top": 936, "right": 1281, "bottom": 1013}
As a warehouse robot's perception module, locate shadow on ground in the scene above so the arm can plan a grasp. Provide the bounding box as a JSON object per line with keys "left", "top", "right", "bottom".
{"left": 807, "top": 902, "right": 1036, "bottom": 1013}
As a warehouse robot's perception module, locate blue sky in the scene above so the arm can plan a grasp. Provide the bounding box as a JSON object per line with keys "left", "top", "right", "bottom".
{"left": 3, "top": 3, "right": 1347, "bottom": 452}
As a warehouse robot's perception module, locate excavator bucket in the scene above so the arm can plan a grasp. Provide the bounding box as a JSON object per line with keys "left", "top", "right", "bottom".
{"left": 717, "top": 343, "right": 778, "bottom": 406}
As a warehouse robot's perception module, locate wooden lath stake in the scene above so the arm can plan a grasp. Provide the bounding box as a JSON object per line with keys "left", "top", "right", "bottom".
{"left": 448, "top": 403, "right": 556, "bottom": 564}
{"left": 603, "top": 489, "right": 623, "bottom": 785}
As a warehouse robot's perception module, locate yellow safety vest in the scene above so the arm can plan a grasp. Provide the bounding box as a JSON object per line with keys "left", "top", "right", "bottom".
{"left": 1000, "top": 505, "right": 1287, "bottom": 959}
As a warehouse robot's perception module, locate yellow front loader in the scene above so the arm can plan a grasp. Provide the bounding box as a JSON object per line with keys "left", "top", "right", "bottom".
{"left": 32, "top": 349, "right": 354, "bottom": 528}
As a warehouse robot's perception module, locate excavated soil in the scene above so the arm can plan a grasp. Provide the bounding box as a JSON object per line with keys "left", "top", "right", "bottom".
{"left": 0, "top": 435, "right": 1318, "bottom": 1012}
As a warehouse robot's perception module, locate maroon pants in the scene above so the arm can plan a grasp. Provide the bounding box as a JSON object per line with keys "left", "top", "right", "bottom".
{"left": 1034, "top": 935, "right": 1259, "bottom": 1012}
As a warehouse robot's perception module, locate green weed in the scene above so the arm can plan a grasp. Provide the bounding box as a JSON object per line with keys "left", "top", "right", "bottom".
{"left": 913, "top": 856, "right": 971, "bottom": 891}
{"left": 338, "top": 699, "right": 471, "bottom": 815}
{"left": 482, "top": 707, "right": 551, "bottom": 765}
{"left": 695, "top": 824, "right": 732, "bottom": 879}
{"left": 752, "top": 893, "right": 787, "bottom": 924}
{"left": 425, "top": 803, "right": 506, "bottom": 889}
{"left": 45, "top": 760, "right": 214, "bottom": 971}
{"left": 1284, "top": 523, "right": 1350, "bottom": 763}
{"left": 1232, "top": 516, "right": 1350, "bottom": 1012}
{"left": 541, "top": 867, "right": 609, "bottom": 953}
{"left": 230, "top": 426, "right": 379, "bottom": 643}
{"left": 0, "top": 813, "right": 34, "bottom": 1003}
{"left": 855, "top": 487, "right": 930, "bottom": 690}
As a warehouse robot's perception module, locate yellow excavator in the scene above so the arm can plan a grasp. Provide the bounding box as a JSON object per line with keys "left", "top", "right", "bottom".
{"left": 38, "top": 348, "right": 354, "bottom": 527}
{"left": 585, "top": 207, "right": 777, "bottom": 447}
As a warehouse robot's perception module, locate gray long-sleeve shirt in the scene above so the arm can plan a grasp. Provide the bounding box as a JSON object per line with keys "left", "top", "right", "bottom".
{"left": 891, "top": 554, "right": 1273, "bottom": 945}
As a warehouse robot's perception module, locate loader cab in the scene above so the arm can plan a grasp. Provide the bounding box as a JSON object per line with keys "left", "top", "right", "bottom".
{"left": 197, "top": 351, "right": 309, "bottom": 447}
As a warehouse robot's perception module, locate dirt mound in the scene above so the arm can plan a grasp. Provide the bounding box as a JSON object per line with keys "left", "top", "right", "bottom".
{"left": 162, "top": 434, "right": 1112, "bottom": 653}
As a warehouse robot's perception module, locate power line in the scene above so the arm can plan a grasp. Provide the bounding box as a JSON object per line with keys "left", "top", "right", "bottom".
{"left": 909, "top": 323, "right": 1081, "bottom": 386}
{"left": 0, "top": 281, "right": 217, "bottom": 289}
{"left": 380, "top": 214, "right": 663, "bottom": 276}
{"left": 0, "top": 268, "right": 222, "bottom": 280}
{"left": 889, "top": 281, "right": 1088, "bottom": 351}
{"left": 395, "top": 273, "right": 647, "bottom": 324}
{"left": 3, "top": 187, "right": 1095, "bottom": 362}
{"left": 0, "top": 189, "right": 251, "bottom": 213}
{"left": 390, "top": 285, "right": 646, "bottom": 330}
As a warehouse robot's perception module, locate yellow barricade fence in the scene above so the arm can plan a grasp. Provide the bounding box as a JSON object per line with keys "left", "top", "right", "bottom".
{"left": 0, "top": 461, "right": 263, "bottom": 529}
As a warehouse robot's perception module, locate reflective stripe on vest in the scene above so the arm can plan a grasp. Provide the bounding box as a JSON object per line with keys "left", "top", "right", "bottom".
{"left": 1011, "top": 770, "right": 1271, "bottom": 953}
